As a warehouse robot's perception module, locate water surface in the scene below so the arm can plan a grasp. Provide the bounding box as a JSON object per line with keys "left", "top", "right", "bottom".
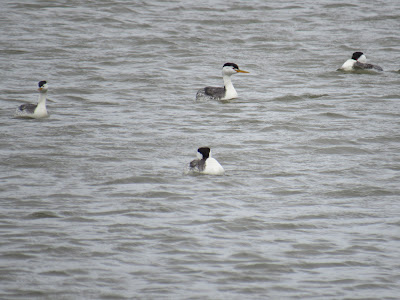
{"left": 1, "top": 0, "right": 400, "bottom": 299}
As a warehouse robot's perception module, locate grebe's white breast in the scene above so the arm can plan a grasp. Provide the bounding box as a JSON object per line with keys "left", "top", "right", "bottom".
{"left": 15, "top": 81, "right": 49, "bottom": 119}
{"left": 203, "top": 157, "right": 225, "bottom": 175}
{"left": 196, "top": 63, "right": 249, "bottom": 101}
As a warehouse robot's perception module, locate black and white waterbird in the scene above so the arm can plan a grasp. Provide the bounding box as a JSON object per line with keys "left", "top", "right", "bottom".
{"left": 188, "top": 147, "right": 225, "bottom": 175}
{"left": 15, "top": 81, "right": 50, "bottom": 118}
{"left": 196, "top": 63, "right": 249, "bottom": 101}
{"left": 339, "top": 52, "right": 383, "bottom": 71}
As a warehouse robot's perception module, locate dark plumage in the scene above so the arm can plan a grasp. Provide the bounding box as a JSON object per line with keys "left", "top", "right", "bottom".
{"left": 354, "top": 61, "right": 383, "bottom": 71}
{"left": 203, "top": 86, "right": 226, "bottom": 99}
{"left": 189, "top": 147, "right": 210, "bottom": 172}
{"left": 351, "top": 52, "right": 364, "bottom": 60}
{"left": 223, "top": 62, "right": 240, "bottom": 69}
{"left": 18, "top": 103, "right": 37, "bottom": 114}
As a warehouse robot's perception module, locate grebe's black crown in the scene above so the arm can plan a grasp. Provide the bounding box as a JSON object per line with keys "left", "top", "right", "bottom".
{"left": 197, "top": 147, "right": 210, "bottom": 159}
{"left": 223, "top": 62, "right": 239, "bottom": 70}
{"left": 351, "top": 52, "right": 364, "bottom": 60}
{"left": 38, "top": 81, "right": 47, "bottom": 87}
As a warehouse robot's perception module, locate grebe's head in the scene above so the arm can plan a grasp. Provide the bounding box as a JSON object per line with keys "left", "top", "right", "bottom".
{"left": 222, "top": 63, "right": 249, "bottom": 76}
{"left": 351, "top": 52, "right": 367, "bottom": 63}
{"left": 38, "top": 81, "right": 48, "bottom": 92}
{"left": 197, "top": 147, "right": 211, "bottom": 160}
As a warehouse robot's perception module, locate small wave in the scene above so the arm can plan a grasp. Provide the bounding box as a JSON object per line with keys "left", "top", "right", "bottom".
{"left": 0, "top": 49, "right": 29, "bottom": 55}
{"left": 315, "top": 146, "right": 372, "bottom": 155}
{"left": 102, "top": 176, "right": 167, "bottom": 185}
{"left": 319, "top": 112, "right": 354, "bottom": 119}
{"left": 337, "top": 68, "right": 383, "bottom": 75}
{"left": 273, "top": 93, "right": 328, "bottom": 102}
{"left": 324, "top": 187, "right": 396, "bottom": 198}
{"left": 323, "top": 3, "right": 357, "bottom": 8}
{"left": 26, "top": 211, "right": 60, "bottom": 219}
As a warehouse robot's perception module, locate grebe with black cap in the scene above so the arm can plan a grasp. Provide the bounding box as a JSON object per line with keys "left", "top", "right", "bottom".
{"left": 15, "top": 81, "right": 49, "bottom": 118}
{"left": 339, "top": 52, "right": 383, "bottom": 71}
{"left": 196, "top": 63, "right": 249, "bottom": 101}
{"left": 188, "top": 147, "right": 225, "bottom": 175}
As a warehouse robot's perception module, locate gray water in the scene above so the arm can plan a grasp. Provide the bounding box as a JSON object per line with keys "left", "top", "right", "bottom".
{"left": 1, "top": 0, "right": 400, "bottom": 299}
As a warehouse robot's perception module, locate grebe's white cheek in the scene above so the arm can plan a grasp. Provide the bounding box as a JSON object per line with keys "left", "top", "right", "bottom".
{"left": 358, "top": 54, "right": 367, "bottom": 63}
{"left": 222, "top": 66, "right": 235, "bottom": 75}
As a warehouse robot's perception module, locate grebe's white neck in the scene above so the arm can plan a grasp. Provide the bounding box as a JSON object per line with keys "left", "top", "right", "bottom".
{"left": 222, "top": 74, "right": 237, "bottom": 100}
{"left": 35, "top": 91, "right": 48, "bottom": 117}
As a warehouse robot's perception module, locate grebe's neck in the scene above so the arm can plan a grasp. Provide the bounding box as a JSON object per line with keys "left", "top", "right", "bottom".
{"left": 35, "top": 92, "right": 48, "bottom": 117}
{"left": 37, "top": 92, "right": 47, "bottom": 105}
{"left": 222, "top": 74, "right": 237, "bottom": 100}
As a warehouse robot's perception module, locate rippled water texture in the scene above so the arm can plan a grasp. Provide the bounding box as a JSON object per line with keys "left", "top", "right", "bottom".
{"left": 1, "top": 0, "right": 400, "bottom": 299}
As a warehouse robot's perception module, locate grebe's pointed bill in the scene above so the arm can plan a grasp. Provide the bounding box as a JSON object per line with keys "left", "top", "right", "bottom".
{"left": 235, "top": 69, "right": 249, "bottom": 73}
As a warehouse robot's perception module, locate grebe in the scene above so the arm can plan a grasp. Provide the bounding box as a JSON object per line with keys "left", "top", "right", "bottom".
{"left": 196, "top": 63, "right": 249, "bottom": 101}
{"left": 15, "top": 81, "right": 49, "bottom": 118}
{"left": 189, "top": 147, "right": 225, "bottom": 175}
{"left": 339, "top": 52, "right": 383, "bottom": 71}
